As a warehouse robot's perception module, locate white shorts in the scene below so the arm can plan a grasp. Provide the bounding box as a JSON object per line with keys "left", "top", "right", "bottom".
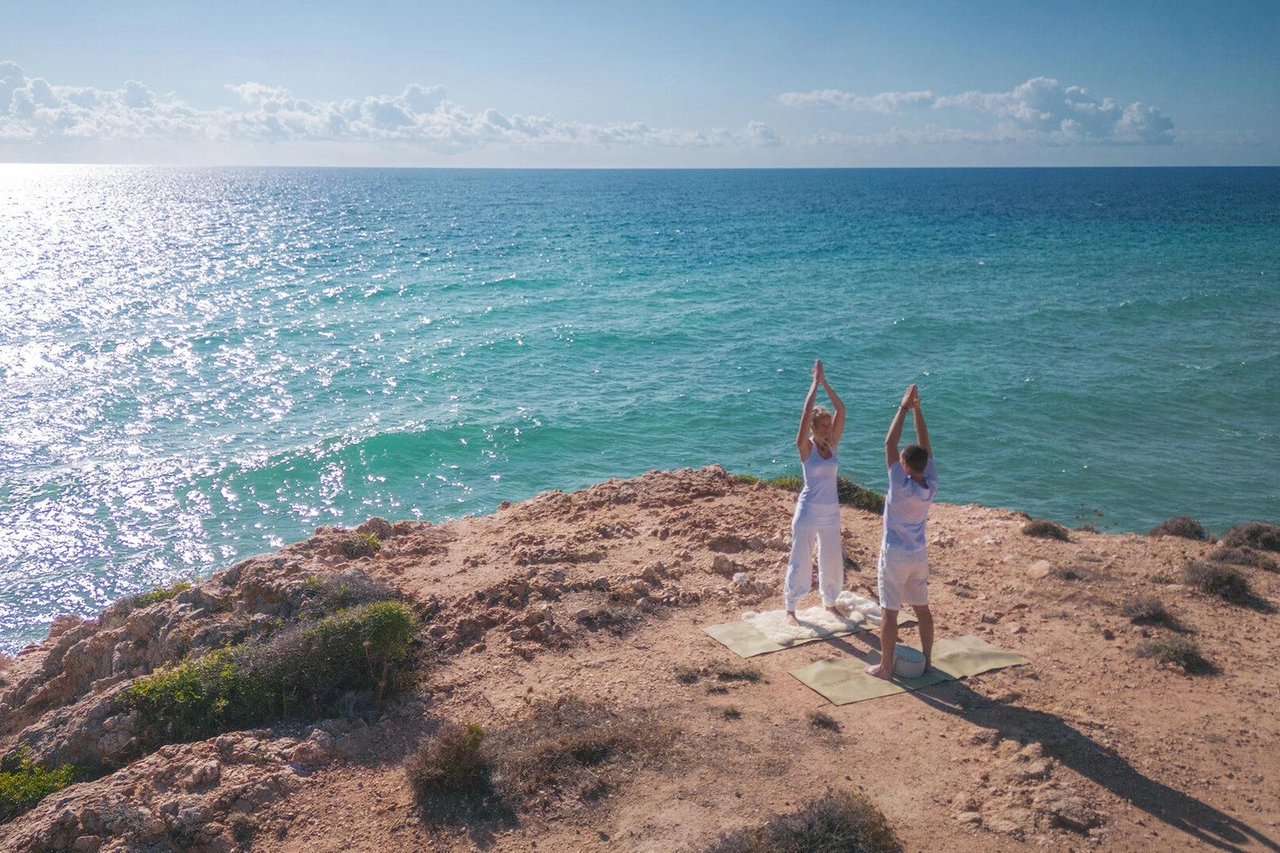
{"left": 878, "top": 547, "right": 929, "bottom": 611}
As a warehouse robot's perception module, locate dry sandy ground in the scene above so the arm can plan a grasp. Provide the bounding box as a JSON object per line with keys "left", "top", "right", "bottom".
{"left": 6, "top": 465, "right": 1280, "bottom": 852}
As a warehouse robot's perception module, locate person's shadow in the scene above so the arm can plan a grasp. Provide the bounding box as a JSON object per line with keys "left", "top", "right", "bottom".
{"left": 828, "top": 636, "right": 1278, "bottom": 852}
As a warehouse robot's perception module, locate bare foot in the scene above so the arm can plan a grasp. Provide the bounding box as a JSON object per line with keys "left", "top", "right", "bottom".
{"left": 865, "top": 662, "right": 893, "bottom": 679}
{"left": 785, "top": 611, "right": 800, "bottom": 627}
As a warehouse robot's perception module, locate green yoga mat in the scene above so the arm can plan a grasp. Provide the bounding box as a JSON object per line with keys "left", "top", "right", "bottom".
{"left": 703, "top": 610, "right": 916, "bottom": 658}
{"left": 789, "top": 635, "right": 1030, "bottom": 705}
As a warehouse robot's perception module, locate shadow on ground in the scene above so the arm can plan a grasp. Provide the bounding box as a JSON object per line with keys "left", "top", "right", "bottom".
{"left": 828, "top": 634, "right": 1277, "bottom": 852}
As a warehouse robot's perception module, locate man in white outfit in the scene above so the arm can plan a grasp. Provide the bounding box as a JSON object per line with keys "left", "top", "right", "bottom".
{"left": 866, "top": 383, "right": 937, "bottom": 679}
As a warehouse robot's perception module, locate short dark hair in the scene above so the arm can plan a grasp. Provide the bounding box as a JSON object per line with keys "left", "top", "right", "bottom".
{"left": 902, "top": 444, "right": 929, "bottom": 474}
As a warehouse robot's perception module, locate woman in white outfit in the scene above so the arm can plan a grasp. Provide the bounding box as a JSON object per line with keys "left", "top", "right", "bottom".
{"left": 784, "top": 359, "right": 847, "bottom": 626}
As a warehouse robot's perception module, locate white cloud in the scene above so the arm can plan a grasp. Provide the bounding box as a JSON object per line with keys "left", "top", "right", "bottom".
{"left": 779, "top": 76, "right": 1174, "bottom": 145}
{"left": 778, "top": 88, "right": 937, "bottom": 113}
{"left": 0, "top": 62, "right": 776, "bottom": 158}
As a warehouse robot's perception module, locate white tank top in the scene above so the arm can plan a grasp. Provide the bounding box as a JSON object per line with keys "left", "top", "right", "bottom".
{"left": 794, "top": 447, "right": 840, "bottom": 525}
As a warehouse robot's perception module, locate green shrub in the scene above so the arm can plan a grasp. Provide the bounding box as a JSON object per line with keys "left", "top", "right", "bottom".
{"left": 1148, "top": 517, "right": 1209, "bottom": 541}
{"left": 1023, "top": 520, "right": 1069, "bottom": 541}
{"left": 299, "top": 570, "right": 399, "bottom": 617}
{"left": 1183, "top": 560, "right": 1252, "bottom": 603}
{"left": 837, "top": 476, "right": 885, "bottom": 514}
{"left": 1220, "top": 521, "right": 1280, "bottom": 553}
{"left": 0, "top": 749, "right": 78, "bottom": 824}
{"left": 768, "top": 475, "right": 803, "bottom": 492}
{"left": 406, "top": 722, "right": 489, "bottom": 802}
{"left": 122, "top": 601, "right": 416, "bottom": 746}
{"left": 241, "top": 598, "right": 417, "bottom": 716}
{"left": 342, "top": 531, "right": 382, "bottom": 559}
{"left": 132, "top": 581, "right": 193, "bottom": 609}
{"left": 699, "top": 789, "right": 900, "bottom": 853}
{"left": 120, "top": 648, "right": 272, "bottom": 746}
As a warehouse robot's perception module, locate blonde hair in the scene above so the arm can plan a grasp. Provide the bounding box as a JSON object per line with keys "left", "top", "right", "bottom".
{"left": 810, "top": 406, "right": 833, "bottom": 434}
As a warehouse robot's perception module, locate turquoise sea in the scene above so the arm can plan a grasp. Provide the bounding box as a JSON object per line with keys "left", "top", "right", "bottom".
{"left": 2, "top": 166, "right": 1278, "bottom": 652}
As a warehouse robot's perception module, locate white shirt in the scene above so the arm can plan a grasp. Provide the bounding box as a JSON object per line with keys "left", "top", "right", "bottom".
{"left": 883, "top": 457, "right": 937, "bottom": 552}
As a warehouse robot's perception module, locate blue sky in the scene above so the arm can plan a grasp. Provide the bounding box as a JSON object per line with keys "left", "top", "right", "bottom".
{"left": 2, "top": 1, "right": 1276, "bottom": 166}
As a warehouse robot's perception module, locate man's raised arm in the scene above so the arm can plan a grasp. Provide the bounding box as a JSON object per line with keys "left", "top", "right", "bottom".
{"left": 884, "top": 384, "right": 916, "bottom": 469}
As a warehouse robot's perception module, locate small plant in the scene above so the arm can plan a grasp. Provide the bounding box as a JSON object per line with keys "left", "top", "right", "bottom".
{"left": 1183, "top": 560, "right": 1252, "bottom": 603}
{"left": 708, "top": 660, "right": 763, "bottom": 683}
{"left": 807, "top": 710, "right": 840, "bottom": 732}
{"left": 1220, "top": 521, "right": 1280, "bottom": 552}
{"left": 132, "top": 580, "right": 193, "bottom": 609}
{"left": 122, "top": 600, "right": 417, "bottom": 747}
{"left": 1120, "top": 597, "right": 1184, "bottom": 630}
{"left": 837, "top": 476, "right": 886, "bottom": 514}
{"left": 581, "top": 605, "right": 644, "bottom": 637}
{"left": 733, "top": 474, "right": 763, "bottom": 485}
{"left": 674, "top": 665, "right": 701, "bottom": 685}
{"left": 486, "top": 695, "right": 674, "bottom": 807}
{"left": 1209, "top": 547, "right": 1279, "bottom": 573}
{"left": 299, "top": 570, "right": 398, "bottom": 617}
{"left": 700, "top": 788, "right": 901, "bottom": 853}
{"left": 342, "top": 530, "right": 382, "bottom": 559}
{"left": 1022, "top": 520, "right": 1069, "bottom": 541}
{"left": 228, "top": 814, "right": 257, "bottom": 845}
{"left": 406, "top": 721, "right": 490, "bottom": 802}
{"left": 0, "top": 749, "right": 78, "bottom": 824}
{"left": 768, "top": 474, "right": 803, "bottom": 492}
{"left": 1136, "top": 636, "right": 1216, "bottom": 675}
{"left": 721, "top": 706, "right": 742, "bottom": 720}
{"left": 1148, "top": 516, "right": 1209, "bottom": 541}
{"left": 674, "top": 661, "right": 763, "bottom": 685}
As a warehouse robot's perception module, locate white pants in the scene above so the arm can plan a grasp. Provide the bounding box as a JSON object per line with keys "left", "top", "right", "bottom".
{"left": 878, "top": 547, "right": 929, "bottom": 610}
{"left": 784, "top": 518, "right": 844, "bottom": 610}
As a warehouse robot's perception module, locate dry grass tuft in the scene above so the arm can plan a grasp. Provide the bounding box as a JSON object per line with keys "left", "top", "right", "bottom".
{"left": 1148, "top": 516, "right": 1210, "bottom": 541}
{"left": 806, "top": 710, "right": 840, "bottom": 733}
{"left": 1182, "top": 560, "right": 1253, "bottom": 603}
{"left": 1220, "top": 521, "right": 1280, "bottom": 553}
{"left": 341, "top": 530, "right": 382, "bottom": 559}
{"left": 1136, "top": 636, "right": 1217, "bottom": 675}
{"left": 1209, "top": 547, "right": 1279, "bottom": 573}
{"left": 406, "top": 721, "right": 490, "bottom": 802}
{"left": 697, "top": 788, "right": 901, "bottom": 853}
{"left": 1120, "top": 597, "right": 1186, "bottom": 631}
{"left": 486, "top": 695, "right": 676, "bottom": 808}
{"left": 1022, "top": 520, "right": 1069, "bottom": 541}
{"left": 675, "top": 660, "right": 764, "bottom": 685}
{"left": 579, "top": 605, "right": 646, "bottom": 637}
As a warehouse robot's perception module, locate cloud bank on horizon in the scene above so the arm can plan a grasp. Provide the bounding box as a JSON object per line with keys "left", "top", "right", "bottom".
{"left": 778, "top": 77, "right": 1175, "bottom": 146}
{"left": 1, "top": 60, "right": 1178, "bottom": 165}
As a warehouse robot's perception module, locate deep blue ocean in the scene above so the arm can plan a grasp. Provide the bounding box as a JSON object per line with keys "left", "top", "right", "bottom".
{"left": 2, "top": 166, "right": 1277, "bottom": 652}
